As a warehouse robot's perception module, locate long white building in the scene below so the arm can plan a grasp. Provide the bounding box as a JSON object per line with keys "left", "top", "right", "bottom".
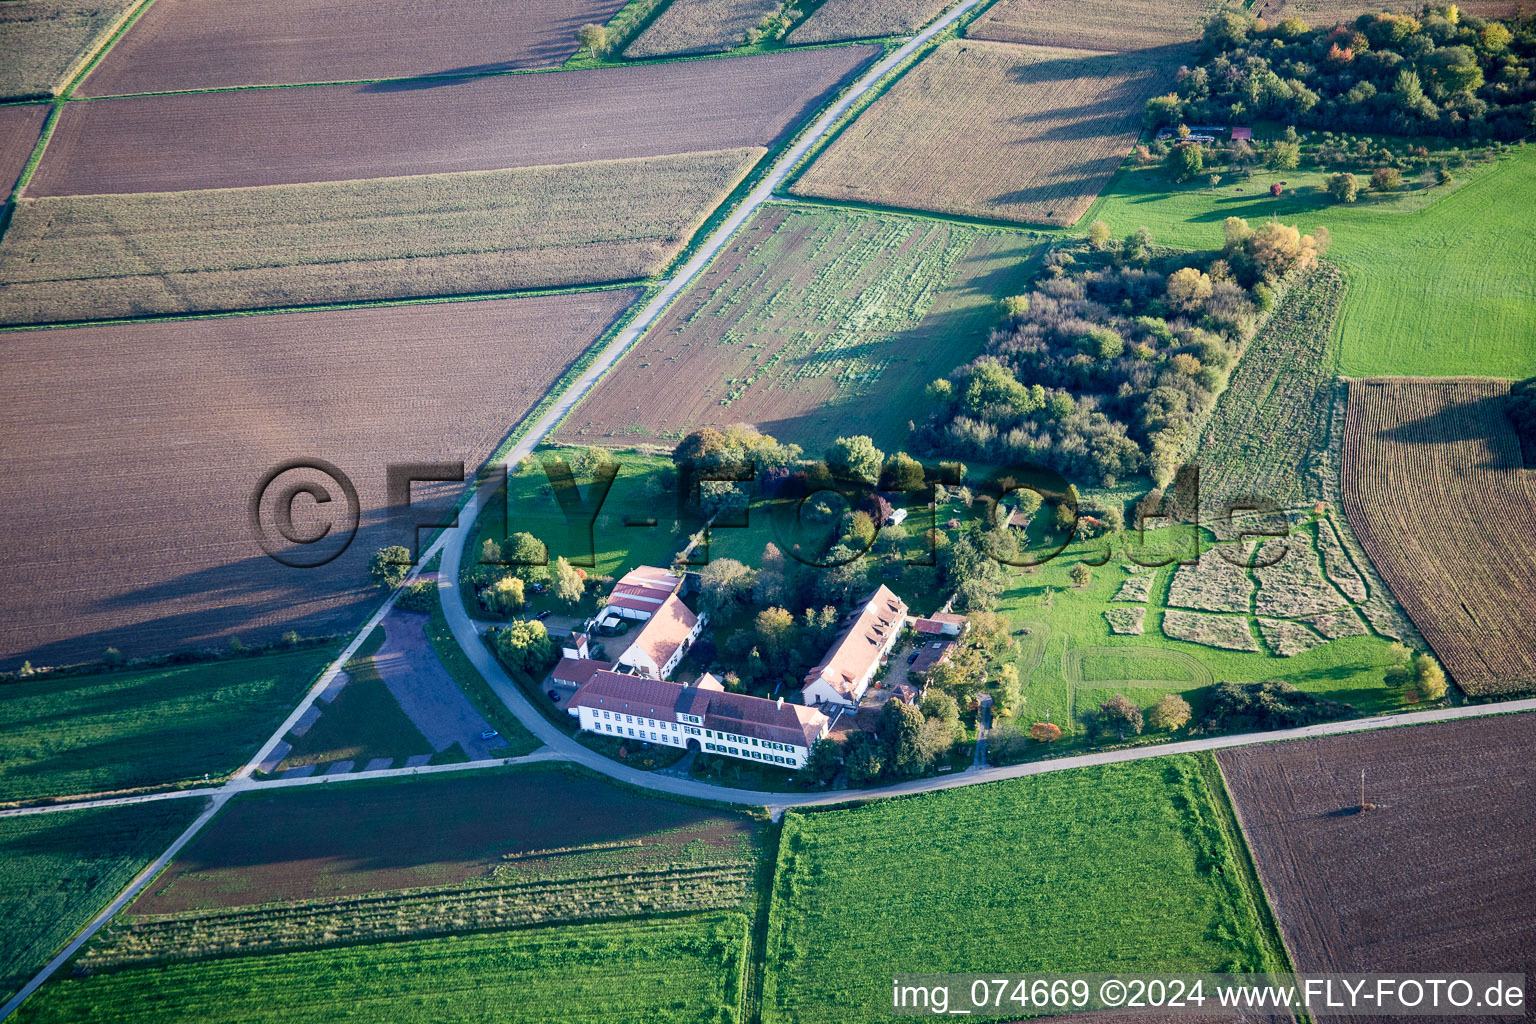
{"left": 567, "top": 670, "right": 829, "bottom": 769}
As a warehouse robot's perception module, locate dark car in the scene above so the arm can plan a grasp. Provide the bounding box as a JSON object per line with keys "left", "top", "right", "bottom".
{"left": 536, "top": 610, "right": 552, "bottom": 621}
{"left": 907, "top": 650, "right": 920, "bottom": 664}
{"left": 547, "top": 689, "right": 560, "bottom": 702}
{"left": 479, "top": 729, "right": 499, "bottom": 740}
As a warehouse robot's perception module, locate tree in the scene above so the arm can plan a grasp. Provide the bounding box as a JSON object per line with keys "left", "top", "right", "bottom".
{"left": 1069, "top": 563, "right": 1092, "bottom": 589}
{"left": 999, "top": 294, "right": 1030, "bottom": 318}
{"left": 826, "top": 435, "right": 884, "bottom": 485}
{"left": 1414, "top": 653, "right": 1448, "bottom": 701}
{"left": 552, "top": 556, "right": 584, "bottom": 609}
{"left": 495, "top": 619, "right": 552, "bottom": 675}
{"left": 843, "top": 731, "right": 884, "bottom": 784}
{"left": 1270, "top": 182, "right": 1283, "bottom": 197}
{"left": 1097, "top": 695, "right": 1143, "bottom": 740}
{"left": 1165, "top": 266, "right": 1214, "bottom": 310}
{"left": 504, "top": 531, "right": 549, "bottom": 583}
{"left": 919, "top": 690, "right": 961, "bottom": 735}
{"left": 1148, "top": 693, "right": 1193, "bottom": 732}
{"left": 880, "top": 698, "right": 929, "bottom": 778}
{"left": 1087, "top": 220, "right": 1111, "bottom": 249}
{"left": 576, "top": 23, "right": 608, "bottom": 57}
{"left": 369, "top": 546, "right": 411, "bottom": 589}
{"left": 993, "top": 663, "right": 1021, "bottom": 717}
{"left": 699, "top": 557, "right": 754, "bottom": 613}
{"left": 797, "top": 738, "right": 840, "bottom": 785}
{"left": 1370, "top": 166, "right": 1402, "bottom": 191}
{"left": 1327, "top": 172, "right": 1359, "bottom": 203}
{"left": 1267, "top": 140, "right": 1300, "bottom": 170}
{"left": 1207, "top": 172, "right": 1222, "bottom": 191}
{"left": 1029, "top": 722, "right": 1062, "bottom": 744}
{"left": 480, "top": 574, "right": 525, "bottom": 616}
{"left": 882, "top": 451, "right": 927, "bottom": 492}
{"left": 754, "top": 606, "right": 797, "bottom": 664}
{"left": 1168, "top": 142, "right": 1204, "bottom": 181}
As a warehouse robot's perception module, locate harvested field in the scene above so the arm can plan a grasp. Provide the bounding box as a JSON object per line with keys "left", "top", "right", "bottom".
{"left": 1162, "top": 610, "right": 1261, "bottom": 652}
{"left": 77, "top": 0, "right": 628, "bottom": 96}
{"left": 789, "top": 40, "right": 1177, "bottom": 226}
{"left": 0, "top": 104, "right": 49, "bottom": 194}
{"left": 967, "top": 0, "right": 1215, "bottom": 51}
{"left": 1217, "top": 712, "right": 1536, "bottom": 1023}
{"left": 1195, "top": 265, "right": 1344, "bottom": 510}
{"left": 1341, "top": 379, "right": 1536, "bottom": 695}
{"left": 1308, "top": 607, "right": 1367, "bottom": 640}
{"left": 1316, "top": 517, "right": 1366, "bottom": 602}
{"left": 133, "top": 766, "right": 758, "bottom": 913}
{"left": 623, "top": 0, "right": 780, "bottom": 57}
{"left": 560, "top": 204, "right": 1038, "bottom": 450}
{"left": 786, "top": 0, "right": 952, "bottom": 44}
{"left": 1104, "top": 607, "right": 1146, "bottom": 634}
{"left": 1267, "top": 0, "right": 1524, "bottom": 23}
{"left": 0, "top": 290, "right": 638, "bottom": 668}
{"left": 0, "top": 0, "right": 137, "bottom": 99}
{"left": 0, "top": 149, "right": 760, "bottom": 325}
{"left": 31, "top": 45, "right": 877, "bottom": 196}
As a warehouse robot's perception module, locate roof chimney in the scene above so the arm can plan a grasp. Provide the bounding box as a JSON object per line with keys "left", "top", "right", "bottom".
{"left": 777, "top": 696, "right": 784, "bottom": 710}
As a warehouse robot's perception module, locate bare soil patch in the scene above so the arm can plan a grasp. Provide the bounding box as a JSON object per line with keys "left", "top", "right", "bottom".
{"left": 624, "top": 0, "right": 781, "bottom": 58}
{"left": 31, "top": 45, "right": 877, "bottom": 196}
{"left": 0, "top": 290, "right": 638, "bottom": 668}
{"left": 790, "top": 40, "right": 1179, "bottom": 227}
{"left": 787, "top": 0, "right": 953, "bottom": 44}
{"left": 77, "top": 0, "right": 628, "bottom": 96}
{"left": 131, "top": 766, "right": 758, "bottom": 912}
{"left": 1341, "top": 379, "right": 1536, "bottom": 695}
{"left": 1217, "top": 712, "right": 1536, "bottom": 1022}
{"left": 0, "top": 149, "right": 760, "bottom": 325}
{"left": 560, "top": 204, "right": 1038, "bottom": 450}
{"left": 0, "top": 104, "right": 48, "bottom": 194}
{"left": 967, "top": 0, "right": 1215, "bottom": 51}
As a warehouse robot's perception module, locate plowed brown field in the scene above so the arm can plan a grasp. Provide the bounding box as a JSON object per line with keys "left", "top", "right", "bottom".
{"left": 0, "top": 290, "right": 638, "bottom": 668}
{"left": 1341, "top": 379, "right": 1536, "bottom": 695}
{"left": 1217, "top": 713, "right": 1536, "bottom": 1023}
{"left": 132, "top": 768, "right": 755, "bottom": 911}
{"left": 789, "top": 40, "right": 1178, "bottom": 226}
{"left": 31, "top": 45, "right": 877, "bottom": 196}
{"left": 78, "top": 0, "right": 628, "bottom": 96}
{"left": 0, "top": 103, "right": 48, "bottom": 195}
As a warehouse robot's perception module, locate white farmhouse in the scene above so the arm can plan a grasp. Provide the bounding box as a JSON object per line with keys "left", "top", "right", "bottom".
{"left": 567, "top": 670, "right": 829, "bottom": 769}
{"left": 801, "top": 586, "right": 908, "bottom": 708}
{"left": 615, "top": 593, "right": 706, "bottom": 680}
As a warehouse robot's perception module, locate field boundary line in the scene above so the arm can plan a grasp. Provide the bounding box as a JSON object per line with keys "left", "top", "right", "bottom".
{"left": 0, "top": 791, "right": 228, "bottom": 1021}
{"left": 0, "top": 750, "right": 568, "bottom": 820}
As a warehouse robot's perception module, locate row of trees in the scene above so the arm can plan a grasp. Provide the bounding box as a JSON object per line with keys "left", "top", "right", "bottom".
{"left": 1145, "top": 6, "right": 1536, "bottom": 140}
{"left": 915, "top": 218, "right": 1325, "bottom": 487}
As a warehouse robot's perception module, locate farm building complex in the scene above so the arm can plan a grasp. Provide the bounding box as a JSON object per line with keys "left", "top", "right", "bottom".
{"left": 802, "top": 586, "right": 908, "bottom": 708}
{"left": 567, "top": 670, "right": 829, "bottom": 768}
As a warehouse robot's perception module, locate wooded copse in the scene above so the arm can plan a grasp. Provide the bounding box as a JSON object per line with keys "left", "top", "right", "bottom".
{"left": 1145, "top": 5, "right": 1536, "bottom": 140}
{"left": 915, "top": 219, "right": 1327, "bottom": 487}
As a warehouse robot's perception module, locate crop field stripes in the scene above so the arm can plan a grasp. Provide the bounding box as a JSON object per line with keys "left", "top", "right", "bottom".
{"left": 81, "top": 862, "right": 754, "bottom": 969}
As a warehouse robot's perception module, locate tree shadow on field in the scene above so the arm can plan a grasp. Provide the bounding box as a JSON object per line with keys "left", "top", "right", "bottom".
{"left": 362, "top": 62, "right": 534, "bottom": 92}
{"left": 1370, "top": 384, "right": 1520, "bottom": 471}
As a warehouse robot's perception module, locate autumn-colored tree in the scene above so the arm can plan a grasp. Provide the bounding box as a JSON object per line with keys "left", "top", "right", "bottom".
{"left": 1149, "top": 693, "right": 1193, "bottom": 732}
{"left": 1069, "top": 563, "right": 1092, "bottom": 588}
{"left": 1415, "top": 653, "right": 1448, "bottom": 700}
{"left": 1029, "top": 722, "right": 1062, "bottom": 744}
{"left": 576, "top": 23, "right": 608, "bottom": 57}
{"left": 1097, "top": 695, "right": 1144, "bottom": 740}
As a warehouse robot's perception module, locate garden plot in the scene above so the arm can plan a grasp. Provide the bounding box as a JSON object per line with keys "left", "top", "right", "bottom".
{"left": 1309, "top": 608, "right": 1368, "bottom": 640}
{"left": 1315, "top": 517, "right": 1367, "bottom": 603}
{"left": 1112, "top": 572, "right": 1155, "bottom": 603}
{"left": 1256, "top": 617, "right": 1326, "bottom": 657}
{"left": 1252, "top": 532, "right": 1352, "bottom": 620}
{"left": 1162, "top": 610, "right": 1261, "bottom": 652}
{"left": 1167, "top": 549, "right": 1252, "bottom": 614}
{"left": 1104, "top": 608, "right": 1146, "bottom": 635}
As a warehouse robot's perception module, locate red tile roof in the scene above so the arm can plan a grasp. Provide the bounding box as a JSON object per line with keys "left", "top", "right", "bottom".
{"left": 552, "top": 657, "right": 609, "bottom": 687}
{"left": 628, "top": 593, "right": 698, "bottom": 670}
{"left": 569, "top": 671, "right": 827, "bottom": 749}
{"left": 803, "top": 585, "right": 908, "bottom": 696}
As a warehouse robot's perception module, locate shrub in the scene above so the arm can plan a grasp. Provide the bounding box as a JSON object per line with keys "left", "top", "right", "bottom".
{"left": 1148, "top": 694, "right": 1193, "bottom": 732}
{"left": 1326, "top": 172, "right": 1359, "bottom": 203}
{"left": 369, "top": 546, "right": 412, "bottom": 589}
{"left": 1370, "top": 166, "right": 1403, "bottom": 191}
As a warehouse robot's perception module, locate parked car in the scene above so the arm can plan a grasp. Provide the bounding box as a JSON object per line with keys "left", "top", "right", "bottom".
{"left": 536, "top": 610, "right": 552, "bottom": 620}
{"left": 529, "top": 582, "right": 547, "bottom": 593}
{"left": 479, "top": 730, "right": 499, "bottom": 740}
{"left": 907, "top": 650, "right": 920, "bottom": 664}
{"left": 547, "top": 690, "right": 560, "bottom": 702}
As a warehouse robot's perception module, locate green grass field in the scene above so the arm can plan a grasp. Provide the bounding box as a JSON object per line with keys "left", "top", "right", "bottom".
{"left": 1084, "top": 146, "right": 1536, "bottom": 379}
{"left": 16, "top": 913, "right": 750, "bottom": 1024}
{"left": 0, "top": 799, "right": 203, "bottom": 1005}
{"left": 763, "top": 756, "right": 1283, "bottom": 1022}
{"left": 992, "top": 520, "right": 1407, "bottom": 751}
{"left": 0, "top": 646, "right": 337, "bottom": 802}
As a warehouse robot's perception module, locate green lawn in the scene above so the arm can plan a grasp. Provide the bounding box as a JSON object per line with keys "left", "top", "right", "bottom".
{"left": 1084, "top": 146, "right": 1536, "bottom": 379}
{"left": 0, "top": 799, "right": 203, "bottom": 1006}
{"left": 16, "top": 914, "right": 749, "bottom": 1024}
{"left": 0, "top": 647, "right": 338, "bottom": 802}
{"left": 992, "top": 520, "right": 1407, "bottom": 752}
{"left": 763, "top": 756, "right": 1284, "bottom": 1023}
